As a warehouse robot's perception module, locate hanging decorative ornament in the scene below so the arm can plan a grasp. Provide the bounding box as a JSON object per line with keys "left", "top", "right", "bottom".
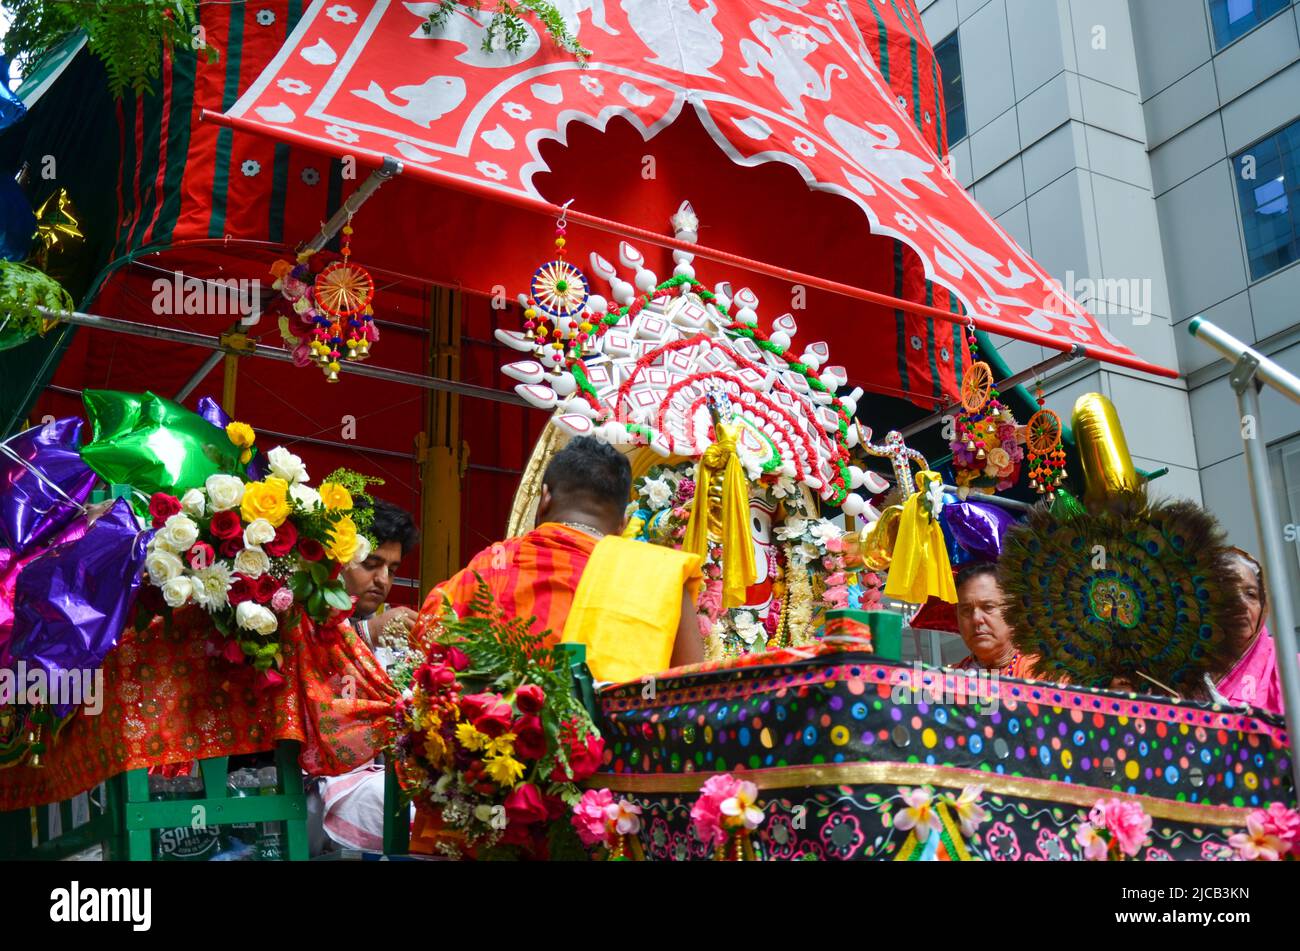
{"left": 522, "top": 203, "right": 591, "bottom": 371}
{"left": 949, "top": 324, "right": 1024, "bottom": 498}
{"left": 1025, "top": 385, "right": 1066, "bottom": 502}
{"left": 27, "top": 187, "right": 86, "bottom": 282}
{"left": 271, "top": 214, "right": 379, "bottom": 382}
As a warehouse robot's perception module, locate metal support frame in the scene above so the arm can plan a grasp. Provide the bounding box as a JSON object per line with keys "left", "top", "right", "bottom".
{"left": 1189, "top": 316, "right": 1300, "bottom": 797}
{"left": 940, "top": 484, "right": 1032, "bottom": 513}
{"left": 38, "top": 307, "right": 527, "bottom": 407}
{"left": 304, "top": 156, "right": 402, "bottom": 254}
{"left": 899, "top": 345, "right": 1086, "bottom": 439}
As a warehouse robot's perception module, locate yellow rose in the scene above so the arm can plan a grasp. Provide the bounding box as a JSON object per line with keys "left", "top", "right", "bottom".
{"left": 240, "top": 477, "right": 291, "bottom": 527}
{"left": 318, "top": 483, "right": 354, "bottom": 511}
{"left": 225, "top": 421, "right": 256, "bottom": 448}
{"left": 325, "top": 515, "right": 358, "bottom": 563}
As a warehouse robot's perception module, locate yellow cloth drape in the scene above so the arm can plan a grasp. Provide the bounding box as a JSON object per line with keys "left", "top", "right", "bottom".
{"left": 682, "top": 421, "right": 756, "bottom": 609}
{"left": 561, "top": 536, "right": 703, "bottom": 683}
{"left": 883, "top": 470, "right": 958, "bottom": 605}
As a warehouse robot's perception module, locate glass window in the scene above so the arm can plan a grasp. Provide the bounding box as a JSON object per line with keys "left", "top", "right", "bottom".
{"left": 934, "top": 31, "right": 966, "bottom": 146}
{"left": 1232, "top": 119, "right": 1300, "bottom": 281}
{"left": 1208, "top": 0, "right": 1290, "bottom": 49}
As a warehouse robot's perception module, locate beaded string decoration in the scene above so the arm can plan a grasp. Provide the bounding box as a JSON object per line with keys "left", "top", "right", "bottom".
{"left": 523, "top": 204, "right": 590, "bottom": 372}
{"left": 1025, "top": 384, "right": 1066, "bottom": 501}
{"left": 312, "top": 216, "right": 377, "bottom": 382}
{"left": 949, "top": 323, "right": 1023, "bottom": 498}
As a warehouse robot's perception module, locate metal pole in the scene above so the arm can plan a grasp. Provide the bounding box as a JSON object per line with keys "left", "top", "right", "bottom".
{"left": 1205, "top": 327, "right": 1300, "bottom": 795}
{"left": 940, "top": 484, "right": 1033, "bottom": 513}
{"left": 303, "top": 157, "right": 402, "bottom": 253}
{"left": 1191, "top": 316, "right": 1300, "bottom": 404}
{"left": 899, "top": 346, "right": 1086, "bottom": 439}
{"left": 38, "top": 307, "right": 528, "bottom": 407}
{"left": 174, "top": 351, "right": 225, "bottom": 402}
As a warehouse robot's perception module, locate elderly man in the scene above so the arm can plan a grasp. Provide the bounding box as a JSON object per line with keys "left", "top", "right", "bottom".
{"left": 952, "top": 562, "right": 1040, "bottom": 679}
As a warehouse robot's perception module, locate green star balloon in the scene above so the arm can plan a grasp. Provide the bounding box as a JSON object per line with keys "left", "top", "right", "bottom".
{"left": 80, "top": 389, "right": 244, "bottom": 496}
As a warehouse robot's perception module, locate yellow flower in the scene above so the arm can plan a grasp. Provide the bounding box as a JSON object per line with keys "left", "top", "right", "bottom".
{"left": 484, "top": 754, "right": 525, "bottom": 788}
{"left": 225, "top": 421, "right": 256, "bottom": 449}
{"left": 240, "top": 477, "right": 291, "bottom": 527}
{"left": 318, "top": 483, "right": 353, "bottom": 511}
{"left": 455, "top": 722, "right": 488, "bottom": 752}
{"left": 485, "top": 733, "right": 516, "bottom": 758}
{"left": 325, "top": 515, "right": 358, "bottom": 564}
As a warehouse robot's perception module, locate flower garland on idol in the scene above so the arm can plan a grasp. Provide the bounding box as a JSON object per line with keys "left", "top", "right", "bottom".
{"left": 390, "top": 581, "right": 602, "bottom": 860}
{"left": 137, "top": 435, "right": 382, "bottom": 690}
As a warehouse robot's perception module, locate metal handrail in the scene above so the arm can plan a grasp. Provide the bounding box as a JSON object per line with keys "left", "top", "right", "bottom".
{"left": 1189, "top": 316, "right": 1300, "bottom": 795}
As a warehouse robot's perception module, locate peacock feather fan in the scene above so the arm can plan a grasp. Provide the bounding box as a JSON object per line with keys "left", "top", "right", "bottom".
{"left": 999, "top": 498, "right": 1246, "bottom": 692}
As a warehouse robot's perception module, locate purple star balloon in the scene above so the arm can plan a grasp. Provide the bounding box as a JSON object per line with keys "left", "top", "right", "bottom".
{"left": 9, "top": 498, "right": 149, "bottom": 716}
{"left": 0, "top": 417, "right": 98, "bottom": 554}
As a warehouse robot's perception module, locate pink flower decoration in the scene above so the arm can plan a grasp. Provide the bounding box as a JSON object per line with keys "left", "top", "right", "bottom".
{"left": 270, "top": 587, "right": 294, "bottom": 613}
{"left": 824, "top": 535, "right": 844, "bottom": 554}
{"left": 692, "top": 773, "right": 742, "bottom": 847}
{"left": 605, "top": 798, "right": 642, "bottom": 837}
{"left": 1260, "top": 802, "right": 1300, "bottom": 844}
{"left": 291, "top": 342, "right": 313, "bottom": 368}
{"left": 572, "top": 788, "right": 615, "bottom": 847}
{"left": 1089, "top": 798, "right": 1152, "bottom": 858}
{"left": 1229, "top": 813, "right": 1290, "bottom": 861}
{"left": 1074, "top": 821, "right": 1109, "bottom": 861}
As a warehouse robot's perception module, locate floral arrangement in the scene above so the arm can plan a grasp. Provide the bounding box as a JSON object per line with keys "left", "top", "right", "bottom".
{"left": 390, "top": 581, "right": 602, "bottom": 860}
{"left": 1228, "top": 803, "right": 1299, "bottom": 861}
{"left": 690, "top": 773, "right": 765, "bottom": 860}
{"left": 571, "top": 788, "right": 644, "bottom": 860}
{"left": 1073, "top": 797, "right": 1152, "bottom": 860}
{"left": 136, "top": 442, "right": 379, "bottom": 689}
{"left": 951, "top": 403, "right": 1025, "bottom": 499}
{"left": 625, "top": 462, "right": 695, "bottom": 546}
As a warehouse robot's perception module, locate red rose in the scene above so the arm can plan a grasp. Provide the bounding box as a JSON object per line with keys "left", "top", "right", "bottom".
{"left": 265, "top": 520, "right": 297, "bottom": 557}
{"left": 512, "top": 716, "right": 547, "bottom": 760}
{"left": 228, "top": 574, "right": 257, "bottom": 607}
{"left": 254, "top": 574, "right": 279, "bottom": 604}
{"left": 220, "top": 538, "right": 243, "bottom": 559}
{"left": 543, "top": 794, "right": 567, "bottom": 821}
{"left": 149, "top": 492, "right": 182, "bottom": 527}
{"left": 414, "top": 663, "right": 457, "bottom": 694}
{"left": 298, "top": 538, "right": 325, "bottom": 562}
{"left": 459, "top": 692, "right": 494, "bottom": 722}
{"left": 445, "top": 646, "right": 470, "bottom": 671}
{"left": 221, "top": 639, "right": 246, "bottom": 665}
{"left": 551, "top": 729, "right": 605, "bottom": 782}
{"left": 471, "top": 695, "right": 515, "bottom": 738}
{"left": 188, "top": 542, "right": 215, "bottom": 571}
{"left": 254, "top": 669, "right": 286, "bottom": 693}
{"left": 503, "top": 783, "right": 549, "bottom": 826}
{"left": 210, "top": 510, "right": 242, "bottom": 540}
{"left": 513, "top": 683, "right": 545, "bottom": 715}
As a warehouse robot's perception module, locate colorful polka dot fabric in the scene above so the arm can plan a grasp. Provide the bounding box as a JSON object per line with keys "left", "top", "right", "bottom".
{"left": 591, "top": 644, "right": 1295, "bottom": 860}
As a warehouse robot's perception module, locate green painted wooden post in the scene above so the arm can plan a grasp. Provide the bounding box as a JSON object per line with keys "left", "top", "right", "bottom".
{"left": 382, "top": 760, "right": 409, "bottom": 856}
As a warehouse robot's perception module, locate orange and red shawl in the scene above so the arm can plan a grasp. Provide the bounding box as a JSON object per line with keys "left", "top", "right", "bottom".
{"left": 0, "top": 608, "right": 398, "bottom": 810}
{"left": 418, "top": 523, "right": 598, "bottom": 646}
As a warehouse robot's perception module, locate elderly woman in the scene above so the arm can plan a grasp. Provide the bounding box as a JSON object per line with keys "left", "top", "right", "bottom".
{"left": 1212, "top": 549, "right": 1286, "bottom": 713}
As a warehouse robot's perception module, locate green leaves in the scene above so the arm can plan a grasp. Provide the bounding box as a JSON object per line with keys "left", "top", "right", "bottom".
{"left": 322, "top": 582, "right": 352, "bottom": 611}
{"left": 420, "top": 0, "right": 590, "bottom": 64}
{"left": 288, "top": 569, "right": 311, "bottom": 600}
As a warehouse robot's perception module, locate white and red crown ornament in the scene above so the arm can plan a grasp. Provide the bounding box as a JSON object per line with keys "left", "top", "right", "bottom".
{"left": 496, "top": 200, "right": 886, "bottom": 519}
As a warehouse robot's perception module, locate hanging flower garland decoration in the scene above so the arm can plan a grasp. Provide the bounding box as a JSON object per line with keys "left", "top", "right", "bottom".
{"left": 690, "top": 772, "right": 765, "bottom": 860}
{"left": 572, "top": 788, "right": 645, "bottom": 860}
{"left": 949, "top": 329, "right": 1024, "bottom": 499}
{"left": 136, "top": 445, "right": 382, "bottom": 690}
{"left": 1071, "top": 797, "right": 1152, "bottom": 861}
{"left": 270, "top": 220, "right": 378, "bottom": 382}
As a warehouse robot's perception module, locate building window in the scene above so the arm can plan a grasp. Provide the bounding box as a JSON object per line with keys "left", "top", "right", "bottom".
{"left": 934, "top": 31, "right": 966, "bottom": 146}
{"left": 1208, "top": 0, "right": 1290, "bottom": 49}
{"left": 1233, "top": 120, "right": 1300, "bottom": 281}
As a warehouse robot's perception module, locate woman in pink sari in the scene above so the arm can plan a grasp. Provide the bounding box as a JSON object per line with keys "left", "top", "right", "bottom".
{"left": 1214, "top": 549, "right": 1285, "bottom": 713}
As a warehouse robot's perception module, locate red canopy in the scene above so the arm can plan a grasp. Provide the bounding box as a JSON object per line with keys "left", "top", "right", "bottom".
{"left": 208, "top": 0, "right": 1174, "bottom": 381}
